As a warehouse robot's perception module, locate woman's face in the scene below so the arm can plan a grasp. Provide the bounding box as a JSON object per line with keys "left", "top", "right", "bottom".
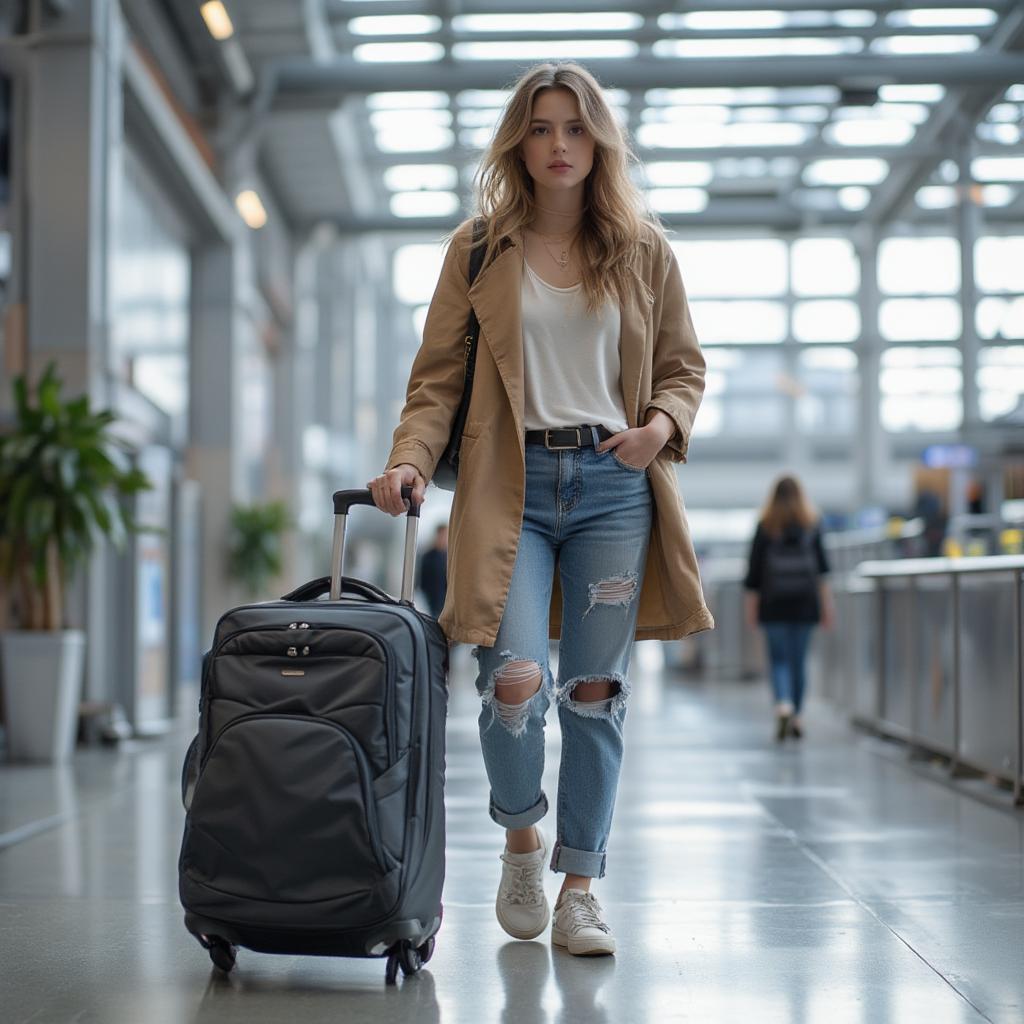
{"left": 519, "top": 87, "right": 595, "bottom": 195}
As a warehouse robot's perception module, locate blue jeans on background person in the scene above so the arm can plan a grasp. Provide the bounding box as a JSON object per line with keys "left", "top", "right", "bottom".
{"left": 471, "top": 434, "right": 653, "bottom": 879}
{"left": 763, "top": 622, "right": 814, "bottom": 712}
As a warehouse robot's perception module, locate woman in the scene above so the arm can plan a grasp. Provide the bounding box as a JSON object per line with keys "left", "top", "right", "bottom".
{"left": 368, "top": 62, "right": 713, "bottom": 956}
{"left": 743, "top": 476, "right": 834, "bottom": 742}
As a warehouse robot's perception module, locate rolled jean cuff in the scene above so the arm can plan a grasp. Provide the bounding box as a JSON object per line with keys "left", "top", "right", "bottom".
{"left": 488, "top": 791, "right": 548, "bottom": 830}
{"left": 549, "top": 840, "right": 606, "bottom": 879}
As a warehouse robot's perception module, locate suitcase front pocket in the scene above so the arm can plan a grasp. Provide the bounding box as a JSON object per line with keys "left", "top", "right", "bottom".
{"left": 184, "top": 714, "right": 390, "bottom": 903}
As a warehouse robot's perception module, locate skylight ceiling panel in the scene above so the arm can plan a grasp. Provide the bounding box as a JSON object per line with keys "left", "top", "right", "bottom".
{"left": 451, "top": 40, "right": 639, "bottom": 59}
{"left": 347, "top": 15, "right": 441, "bottom": 35}
{"left": 886, "top": 8, "right": 998, "bottom": 29}
{"left": 646, "top": 87, "right": 841, "bottom": 107}
{"left": 451, "top": 13, "right": 643, "bottom": 32}
{"left": 832, "top": 103, "right": 931, "bottom": 125}
{"left": 367, "top": 92, "right": 449, "bottom": 110}
{"left": 653, "top": 36, "right": 865, "bottom": 58}
{"left": 870, "top": 34, "right": 980, "bottom": 54}
{"left": 382, "top": 164, "right": 459, "bottom": 191}
{"left": 637, "top": 121, "right": 813, "bottom": 149}
{"left": 657, "top": 10, "right": 877, "bottom": 31}
{"left": 456, "top": 90, "right": 513, "bottom": 108}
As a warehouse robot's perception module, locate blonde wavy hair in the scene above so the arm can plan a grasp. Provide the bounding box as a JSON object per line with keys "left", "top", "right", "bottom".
{"left": 454, "top": 62, "right": 660, "bottom": 314}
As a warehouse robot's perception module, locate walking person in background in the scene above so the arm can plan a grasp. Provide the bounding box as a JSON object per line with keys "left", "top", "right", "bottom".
{"left": 417, "top": 523, "right": 449, "bottom": 619}
{"left": 744, "top": 475, "right": 834, "bottom": 742}
{"left": 367, "top": 61, "right": 712, "bottom": 956}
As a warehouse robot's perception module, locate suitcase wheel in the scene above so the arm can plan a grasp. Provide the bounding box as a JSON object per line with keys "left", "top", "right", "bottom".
{"left": 206, "top": 936, "right": 237, "bottom": 973}
{"left": 385, "top": 940, "right": 429, "bottom": 984}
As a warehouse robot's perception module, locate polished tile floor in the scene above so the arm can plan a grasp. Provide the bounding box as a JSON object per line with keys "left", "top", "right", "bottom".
{"left": 2, "top": 643, "right": 1022, "bottom": 1024}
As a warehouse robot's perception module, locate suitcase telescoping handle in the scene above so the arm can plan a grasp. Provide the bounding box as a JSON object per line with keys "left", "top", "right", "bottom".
{"left": 330, "top": 487, "right": 421, "bottom": 603}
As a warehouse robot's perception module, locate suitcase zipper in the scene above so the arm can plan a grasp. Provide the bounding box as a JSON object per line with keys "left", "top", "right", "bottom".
{"left": 203, "top": 621, "right": 397, "bottom": 766}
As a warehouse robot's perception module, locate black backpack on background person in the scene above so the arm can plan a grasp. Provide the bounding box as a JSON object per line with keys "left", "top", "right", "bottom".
{"left": 762, "top": 528, "right": 819, "bottom": 601}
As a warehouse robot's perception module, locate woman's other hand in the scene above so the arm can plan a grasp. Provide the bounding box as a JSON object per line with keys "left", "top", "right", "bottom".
{"left": 597, "top": 412, "right": 674, "bottom": 470}
{"left": 367, "top": 464, "right": 426, "bottom": 516}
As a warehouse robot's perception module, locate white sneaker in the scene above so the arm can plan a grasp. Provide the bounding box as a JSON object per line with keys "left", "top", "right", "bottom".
{"left": 495, "top": 827, "right": 550, "bottom": 940}
{"left": 551, "top": 889, "right": 616, "bottom": 956}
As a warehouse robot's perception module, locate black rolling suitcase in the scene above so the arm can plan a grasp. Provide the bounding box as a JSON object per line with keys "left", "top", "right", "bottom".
{"left": 179, "top": 487, "right": 448, "bottom": 984}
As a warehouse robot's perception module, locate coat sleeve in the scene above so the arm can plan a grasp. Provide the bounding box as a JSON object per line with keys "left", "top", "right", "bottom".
{"left": 385, "top": 223, "right": 474, "bottom": 483}
{"left": 642, "top": 238, "right": 707, "bottom": 464}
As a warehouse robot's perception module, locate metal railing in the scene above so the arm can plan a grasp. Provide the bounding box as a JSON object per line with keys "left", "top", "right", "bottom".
{"left": 841, "top": 556, "right": 1024, "bottom": 804}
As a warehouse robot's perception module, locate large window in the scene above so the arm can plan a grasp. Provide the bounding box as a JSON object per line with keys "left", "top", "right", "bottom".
{"left": 673, "top": 238, "right": 788, "bottom": 345}
{"left": 880, "top": 347, "right": 961, "bottom": 431}
{"left": 693, "top": 347, "right": 786, "bottom": 437}
{"left": 391, "top": 229, "right": 1024, "bottom": 444}
{"left": 111, "top": 149, "right": 191, "bottom": 439}
{"left": 978, "top": 346, "right": 1024, "bottom": 421}
{"left": 796, "top": 348, "right": 858, "bottom": 435}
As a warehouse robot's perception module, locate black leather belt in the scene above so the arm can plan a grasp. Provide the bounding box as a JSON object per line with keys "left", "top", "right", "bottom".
{"left": 524, "top": 424, "right": 614, "bottom": 450}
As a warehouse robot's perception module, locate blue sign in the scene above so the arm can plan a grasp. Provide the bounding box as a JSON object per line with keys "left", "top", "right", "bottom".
{"left": 922, "top": 444, "right": 977, "bottom": 469}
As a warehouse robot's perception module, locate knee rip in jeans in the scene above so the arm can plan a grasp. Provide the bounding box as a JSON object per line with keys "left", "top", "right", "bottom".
{"left": 554, "top": 673, "right": 630, "bottom": 719}
{"left": 582, "top": 571, "right": 639, "bottom": 619}
{"left": 480, "top": 652, "right": 546, "bottom": 738}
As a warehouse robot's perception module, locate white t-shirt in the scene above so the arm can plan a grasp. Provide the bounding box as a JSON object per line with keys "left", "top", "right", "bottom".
{"left": 520, "top": 260, "right": 629, "bottom": 433}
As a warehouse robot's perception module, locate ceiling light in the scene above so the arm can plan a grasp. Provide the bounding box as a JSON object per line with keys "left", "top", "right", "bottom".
{"left": 871, "top": 34, "right": 980, "bottom": 54}
{"left": 645, "top": 162, "right": 714, "bottom": 187}
{"left": 647, "top": 188, "right": 709, "bottom": 213}
{"left": 916, "top": 186, "right": 956, "bottom": 209}
{"left": 454, "top": 13, "right": 641, "bottom": 31}
{"left": 235, "top": 190, "right": 266, "bottom": 229}
{"left": 383, "top": 165, "right": 458, "bottom": 191}
{"left": 390, "top": 191, "right": 460, "bottom": 218}
{"left": 349, "top": 15, "right": 441, "bottom": 35}
{"left": 972, "top": 157, "right": 1024, "bottom": 182}
{"left": 803, "top": 159, "right": 889, "bottom": 186}
{"left": 838, "top": 187, "right": 870, "bottom": 210}
{"left": 981, "top": 185, "right": 1015, "bottom": 207}
{"left": 452, "top": 40, "right": 638, "bottom": 60}
{"left": 367, "top": 92, "right": 448, "bottom": 110}
{"left": 887, "top": 8, "right": 997, "bottom": 28}
{"left": 878, "top": 84, "right": 945, "bottom": 103}
{"left": 200, "top": 1, "right": 233, "bottom": 41}
{"left": 354, "top": 42, "right": 444, "bottom": 62}
{"left": 825, "top": 120, "right": 915, "bottom": 146}
{"left": 655, "top": 37, "right": 863, "bottom": 58}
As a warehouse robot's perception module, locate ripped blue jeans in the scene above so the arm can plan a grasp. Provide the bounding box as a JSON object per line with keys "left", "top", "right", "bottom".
{"left": 472, "top": 436, "right": 653, "bottom": 878}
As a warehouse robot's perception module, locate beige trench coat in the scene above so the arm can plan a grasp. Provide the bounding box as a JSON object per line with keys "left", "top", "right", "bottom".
{"left": 385, "top": 220, "right": 715, "bottom": 647}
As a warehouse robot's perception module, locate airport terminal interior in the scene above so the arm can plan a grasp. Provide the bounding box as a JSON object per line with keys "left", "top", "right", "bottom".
{"left": 1, "top": 0, "right": 1024, "bottom": 1021}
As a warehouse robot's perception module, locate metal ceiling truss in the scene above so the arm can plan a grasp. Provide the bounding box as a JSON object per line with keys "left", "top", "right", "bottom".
{"left": 211, "top": 0, "right": 1024, "bottom": 233}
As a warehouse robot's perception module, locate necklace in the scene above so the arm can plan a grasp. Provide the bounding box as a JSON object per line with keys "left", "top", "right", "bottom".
{"left": 532, "top": 228, "right": 578, "bottom": 270}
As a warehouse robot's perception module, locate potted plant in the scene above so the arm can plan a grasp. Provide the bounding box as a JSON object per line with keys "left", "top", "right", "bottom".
{"left": 0, "top": 364, "right": 150, "bottom": 762}
{"left": 227, "top": 500, "right": 290, "bottom": 600}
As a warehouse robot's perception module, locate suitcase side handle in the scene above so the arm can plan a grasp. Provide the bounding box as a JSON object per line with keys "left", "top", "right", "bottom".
{"left": 330, "top": 487, "right": 421, "bottom": 603}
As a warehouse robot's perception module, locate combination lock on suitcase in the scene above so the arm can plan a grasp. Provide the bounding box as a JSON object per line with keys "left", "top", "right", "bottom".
{"left": 178, "top": 488, "right": 448, "bottom": 984}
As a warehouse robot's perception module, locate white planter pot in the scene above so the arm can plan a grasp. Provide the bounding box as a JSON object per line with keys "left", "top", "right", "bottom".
{"left": 1, "top": 630, "right": 85, "bottom": 763}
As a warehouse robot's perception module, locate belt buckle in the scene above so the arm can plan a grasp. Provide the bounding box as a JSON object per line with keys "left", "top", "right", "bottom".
{"left": 545, "top": 428, "right": 581, "bottom": 451}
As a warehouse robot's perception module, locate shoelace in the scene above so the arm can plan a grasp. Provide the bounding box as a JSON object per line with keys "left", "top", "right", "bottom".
{"left": 559, "top": 891, "right": 611, "bottom": 934}
{"left": 499, "top": 854, "right": 545, "bottom": 906}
